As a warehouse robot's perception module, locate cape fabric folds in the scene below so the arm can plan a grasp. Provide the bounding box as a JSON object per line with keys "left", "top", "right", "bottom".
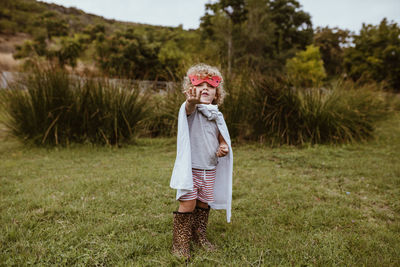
{"left": 170, "top": 102, "right": 233, "bottom": 223}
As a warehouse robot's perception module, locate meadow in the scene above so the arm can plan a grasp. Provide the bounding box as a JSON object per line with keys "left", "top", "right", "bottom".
{"left": 0, "top": 109, "right": 399, "bottom": 266}
{"left": 1, "top": 1, "right": 399, "bottom": 264}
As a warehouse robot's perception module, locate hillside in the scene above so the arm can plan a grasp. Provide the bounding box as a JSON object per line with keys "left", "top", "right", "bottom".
{"left": 0, "top": 0, "right": 187, "bottom": 73}
{"left": 0, "top": 0, "right": 170, "bottom": 37}
{"left": 1, "top": 0, "right": 398, "bottom": 89}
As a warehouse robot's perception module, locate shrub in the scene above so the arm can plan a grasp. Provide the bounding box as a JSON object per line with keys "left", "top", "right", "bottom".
{"left": 220, "top": 74, "right": 256, "bottom": 140}
{"left": 71, "top": 78, "right": 150, "bottom": 145}
{"left": 141, "top": 87, "right": 185, "bottom": 137}
{"left": 251, "top": 77, "right": 391, "bottom": 145}
{"left": 285, "top": 44, "right": 327, "bottom": 88}
{"left": 0, "top": 19, "right": 18, "bottom": 34}
{"left": 1, "top": 67, "right": 149, "bottom": 146}
{"left": 343, "top": 18, "right": 400, "bottom": 91}
{"left": 220, "top": 72, "right": 391, "bottom": 145}
{"left": 2, "top": 68, "right": 75, "bottom": 145}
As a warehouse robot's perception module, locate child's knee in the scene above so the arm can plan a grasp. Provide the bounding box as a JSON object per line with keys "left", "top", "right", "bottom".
{"left": 178, "top": 199, "right": 196, "bottom": 212}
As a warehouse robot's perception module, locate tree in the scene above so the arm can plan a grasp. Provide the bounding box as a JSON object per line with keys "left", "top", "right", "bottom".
{"left": 269, "top": 0, "right": 313, "bottom": 55}
{"left": 157, "top": 40, "right": 185, "bottom": 79}
{"left": 95, "top": 28, "right": 161, "bottom": 79}
{"left": 200, "top": 0, "right": 313, "bottom": 75}
{"left": 285, "top": 44, "right": 326, "bottom": 88}
{"left": 313, "top": 26, "right": 350, "bottom": 76}
{"left": 234, "top": 0, "right": 275, "bottom": 71}
{"left": 343, "top": 18, "right": 400, "bottom": 91}
{"left": 56, "top": 36, "right": 82, "bottom": 67}
{"left": 200, "top": 0, "right": 248, "bottom": 77}
{"left": 40, "top": 12, "right": 68, "bottom": 39}
{"left": 14, "top": 34, "right": 47, "bottom": 59}
{"left": 83, "top": 23, "right": 106, "bottom": 41}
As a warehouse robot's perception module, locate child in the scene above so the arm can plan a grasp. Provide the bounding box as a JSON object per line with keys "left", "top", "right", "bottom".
{"left": 170, "top": 63, "right": 233, "bottom": 259}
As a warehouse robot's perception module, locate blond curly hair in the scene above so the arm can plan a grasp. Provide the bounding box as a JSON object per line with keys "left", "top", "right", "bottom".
{"left": 182, "top": 63, "right": 226, "bottom": 105}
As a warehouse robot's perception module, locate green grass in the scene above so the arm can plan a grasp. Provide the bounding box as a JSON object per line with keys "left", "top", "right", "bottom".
{"left": 0, "top": 113, "right": 399, "bottom": 266}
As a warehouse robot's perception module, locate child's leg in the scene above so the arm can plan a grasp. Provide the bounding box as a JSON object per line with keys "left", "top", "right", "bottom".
{"left": 178, "top": 199, "right": 196, "bottom": 212}
{"left": 191, "top": 169, "right": 216, "bottom": 250}
{"left": 196, "top": 200, "right": 209, "bottom": 209}
{"left": 178, "top": 168, "right": 203, "bottom": 212}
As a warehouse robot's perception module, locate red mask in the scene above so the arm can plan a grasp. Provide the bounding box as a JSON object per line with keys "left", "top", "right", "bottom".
{"left": 188, "top": 75, "right": 222, "bottom": 87}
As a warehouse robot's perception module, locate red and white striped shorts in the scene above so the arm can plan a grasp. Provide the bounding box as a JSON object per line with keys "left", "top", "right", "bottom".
{"left": 179, "top": 168, "right": 217, "bottom": 203}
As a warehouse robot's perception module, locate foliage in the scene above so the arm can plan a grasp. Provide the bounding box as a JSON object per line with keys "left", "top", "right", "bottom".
{"left": 220, "top": 72, "right": 392, "bottom": 145}
{"left": 157, "top": 41, "right": 186, "bottom": 79}
{"left": 250, "top": 77, "right": 391, "bottom": 145}
{"left": 142, "top": 88, "right": 185, "bottom": 137}
{"left": 14, "top": 39, "right": 44, "bottom": 59}
{"left": 285, "top": 44, "right": 327, "bottom": 88}
{"left": 14, "top": 34, "right": 85, "bottom": 69}
{"left": 40, "top": 11, "right": 69, "bottom": 39}
{"left": 73, "top": 79, "right": 150, "bottom": 145}
{"left": 313, "top": 26, "right": 350, "bottom": 76}
{"left": 94, "top": 28, "right": 160, "bottom": 79}
{"left": 61, "top": 36, "right": 84, "bottom": 66}
{"left": 268, "top": 0, "right": 313, "bottom": 54}
{"left": 94, "top": 26, "right": 204, "bottom": 80}
{"left": 82, "top": 23, "right": 106, "bottom": 41}
{"left": 0, "top": 0, "right": 46, "bottom": 34}
{"left": 0, "top": 0, "right": 108, "bottom": 37}
{"left": 1, "top": 66, "right": 392, "bottom": 146}
{"left": 1, "top": 67, "right": 149, "bottom": 146}
{"left": 2, "top": 0, "right": 205, "bottom": 78}
{"left": 200, "top": 0, "right": 313, "bottom": 75}
{"left": 0, "top": 19, "right": 18, "bottom": 35}
{"left": 220, "top": 72, "right": 256, "bottom": 139}
{"left": 344, "top": 18, "right": 400, "bottom": 91}
{"left": 2, "top": 0, "right": 400, "bottom": 92}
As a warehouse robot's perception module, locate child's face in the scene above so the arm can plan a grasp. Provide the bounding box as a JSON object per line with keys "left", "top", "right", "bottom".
{"left": 194, "top": 82, "right": 217, "bottom": 104}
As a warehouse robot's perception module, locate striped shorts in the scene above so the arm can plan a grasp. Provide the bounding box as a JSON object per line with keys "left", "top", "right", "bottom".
{"left": 179, "top": 168, "right": 217, "bottom": 203}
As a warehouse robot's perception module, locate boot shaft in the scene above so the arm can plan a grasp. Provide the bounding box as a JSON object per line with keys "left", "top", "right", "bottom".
{"left": 192, "top": 206, "right": 216, "bottom": 251}
{"left": 172, "top": 211, "right": 193, "bottom": 259}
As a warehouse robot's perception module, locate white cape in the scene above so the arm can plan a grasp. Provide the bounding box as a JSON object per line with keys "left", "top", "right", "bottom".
{"left": 170, "top": 102, "right": 233, "bottom": 223}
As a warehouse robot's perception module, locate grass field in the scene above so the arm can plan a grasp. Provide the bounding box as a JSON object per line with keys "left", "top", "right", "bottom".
{"left": 1, "top": 113, "right": 399, "bottom": 266}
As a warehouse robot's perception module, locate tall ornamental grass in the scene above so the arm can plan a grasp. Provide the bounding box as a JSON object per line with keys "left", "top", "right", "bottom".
{"left": 1, "top": 68, "right": 149, "bottom": 146}
{"left": 141, "top": 87, "right": 185, "bottom": 137}
{"left": 220, "top": 74, "right": 256, "bottom": 140}
{"left": 223, "top": 75, "right": 392, "bottom": 145}
{"left": 1, "top": 68, "right": 394, "bottom": 146}
{"left": 73, "top": 79, "right": 149, "bottom": 145}
{"left": 1, "top": 69, "right": 75, "bottom": 145}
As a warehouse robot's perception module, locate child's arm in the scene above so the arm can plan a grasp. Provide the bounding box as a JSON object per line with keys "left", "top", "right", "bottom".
{"left": 184, "top": 86, "right": 201, "bottom": 115}
{"left": 217, "top": 132, "right": 229, "bottom": 157}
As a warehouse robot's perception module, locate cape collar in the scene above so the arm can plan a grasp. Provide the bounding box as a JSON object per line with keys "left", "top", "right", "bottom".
{"left": 197, "top": 104, "right": 219, "bottom": 121}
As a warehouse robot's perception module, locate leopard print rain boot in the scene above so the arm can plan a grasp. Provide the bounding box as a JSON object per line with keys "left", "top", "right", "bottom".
{"left": 172, "top": 211, "right": 193, "bottom": 260}
{"left": 192, "top": 206, "right": 216, "bottom": 251}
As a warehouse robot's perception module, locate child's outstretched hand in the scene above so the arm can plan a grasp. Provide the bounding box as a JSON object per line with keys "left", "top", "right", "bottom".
{"left": 216, "top": 142, "right": 229, "bottom": 157}
{"left": 184, "top": 86, "right": 202, "bottom": 105}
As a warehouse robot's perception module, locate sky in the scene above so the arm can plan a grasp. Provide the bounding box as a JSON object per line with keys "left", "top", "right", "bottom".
{"left": 39, "top": 0, "right": 400, "bottom": 33}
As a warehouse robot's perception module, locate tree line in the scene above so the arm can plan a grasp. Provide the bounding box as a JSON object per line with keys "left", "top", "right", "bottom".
{"left": 1, "top": 0, "right": 399, "bottom": 91}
